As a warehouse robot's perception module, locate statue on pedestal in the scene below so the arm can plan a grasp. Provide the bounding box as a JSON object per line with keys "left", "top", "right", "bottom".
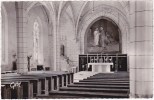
{"left": 27, "top": 55, "right": 32, "bottom": 71}
{"left": 12, "top": 54, "right": 17, "bottom": 71}
{"left": 100, "top": 27, "right": 106, "bottom": 49}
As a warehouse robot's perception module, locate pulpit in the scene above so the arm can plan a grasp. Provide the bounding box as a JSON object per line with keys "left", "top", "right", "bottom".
{"left": 88, "top": 63, "right": 113, "bottom": 73}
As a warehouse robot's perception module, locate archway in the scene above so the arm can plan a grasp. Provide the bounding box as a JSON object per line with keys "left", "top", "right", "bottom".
{"left": 26, "top": 3, "right": 53, "bottom": 71}
{"left": 25, "top": 2, "right": 57, "bottom": 71}
{"left": 78, "top": 4, "right": 129, "bottom": 54}
{"left": 84, "top": 17, "right": 122, "bottom": 54}
{"left": 78, "top": 4, "right": 129, "bottom": 72}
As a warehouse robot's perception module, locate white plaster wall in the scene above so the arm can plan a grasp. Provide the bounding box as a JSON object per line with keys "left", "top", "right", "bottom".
{"left": 27, "top": 5, "right": 51, "bottom": 70}
{"left": 70, "top": 1, "right": 84, "bottom": 22}
{"left": 1, "top": 2, "right": 17, "bottom": 71}
{"left": 59, "top": 5, "right": 80, "bottom": 71}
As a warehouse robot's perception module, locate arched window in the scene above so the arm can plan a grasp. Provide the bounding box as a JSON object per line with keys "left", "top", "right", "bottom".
{"left": 33, "top": 19, "right": 40, "bottom": 63}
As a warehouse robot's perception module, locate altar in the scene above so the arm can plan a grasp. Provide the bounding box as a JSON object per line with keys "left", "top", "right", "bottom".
{"left": 88, "top": 63, "right": 113, "bottom": 73}
{"left": 79, "top": 54, "right": 127, "bottom": 72}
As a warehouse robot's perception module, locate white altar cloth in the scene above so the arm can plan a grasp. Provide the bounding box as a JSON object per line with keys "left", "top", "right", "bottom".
{"left": 88, "top": 63, "right": 113, "bottom": 73}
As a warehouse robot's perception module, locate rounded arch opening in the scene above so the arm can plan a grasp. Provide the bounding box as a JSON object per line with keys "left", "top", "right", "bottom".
{"left": 84, "top": 16, "right": 122, "bottom": 54}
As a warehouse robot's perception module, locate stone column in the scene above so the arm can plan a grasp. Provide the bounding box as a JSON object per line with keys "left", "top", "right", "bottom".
{"left": 56, "top": 31, "right": 60, "bottom": 71}
{"left": 15, "top": 2, "right": 28, "bottom": 73}
{"left": 129, "top": 0, "right": 153, "bottom": 98}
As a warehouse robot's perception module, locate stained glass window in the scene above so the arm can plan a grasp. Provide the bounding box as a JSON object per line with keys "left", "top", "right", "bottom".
{"left": 33, "top": 19, "right": 40, "bottom": 63}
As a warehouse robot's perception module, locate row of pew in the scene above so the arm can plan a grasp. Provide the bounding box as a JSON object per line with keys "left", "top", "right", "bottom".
{"left": 1, "top": 71, "right": 74, "bottom": 99}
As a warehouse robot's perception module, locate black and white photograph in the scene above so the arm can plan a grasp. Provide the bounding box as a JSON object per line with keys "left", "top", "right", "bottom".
{"left": 0, "top": 0, "right": 153, "bottom": 99}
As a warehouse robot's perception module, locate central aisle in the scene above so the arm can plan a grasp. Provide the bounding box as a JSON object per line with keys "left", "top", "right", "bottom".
{"left": 73, "top": 71, "right": 99, "bottom": 82}
{"left": 37, "top": 72, "right": 129, "bottom": 98}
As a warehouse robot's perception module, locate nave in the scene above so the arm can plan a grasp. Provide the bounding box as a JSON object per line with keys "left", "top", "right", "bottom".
{"left": 1, "top": 1, "right": 153, "bottom": 98}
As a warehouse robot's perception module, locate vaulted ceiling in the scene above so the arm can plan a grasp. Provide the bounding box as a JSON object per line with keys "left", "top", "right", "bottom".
{"left": 57, "top": 1, "right": 129, "bottom": 23}
{"left": 23, "top": 1, "right": 129, "bottom": 28}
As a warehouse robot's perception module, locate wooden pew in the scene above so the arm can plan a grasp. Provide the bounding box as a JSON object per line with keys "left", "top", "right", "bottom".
{"left": 26, "top": 71, "right": 74, "bottom": 89}
{"left": 1, "top": 71, "right": 74, "bottom": 99}
{"left": 2, "top": 80, "right": 34, "bottom": 99}
{"left": 1, "top": 75, "right": 39, "bottom": 99}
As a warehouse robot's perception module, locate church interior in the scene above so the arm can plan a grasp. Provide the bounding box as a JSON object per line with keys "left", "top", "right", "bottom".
{"left": 0, "top": 0, "right": 153, "bottom": 99}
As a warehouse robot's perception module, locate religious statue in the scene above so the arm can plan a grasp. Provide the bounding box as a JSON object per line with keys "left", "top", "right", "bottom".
{"left": 12, "top": 54, "right": 17, "bottom": 71}
{"left": 100, "top": 27, "right": 106, "bottom": 48}
{"left": 93, "top": 28, "right": 100, "bottom": 46}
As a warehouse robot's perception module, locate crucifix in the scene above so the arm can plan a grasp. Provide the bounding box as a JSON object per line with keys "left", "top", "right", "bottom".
{"left": 27, "top": 55, "right": 32, "bottom": 71}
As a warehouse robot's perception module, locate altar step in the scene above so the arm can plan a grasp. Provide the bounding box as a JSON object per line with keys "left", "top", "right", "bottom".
{"left": 82, "top": 78, "right": 129, "bottom": 81}
{"left": 73, "top": 82, "right": 129, "bottom": 85}
{"left": 46, "top": 72, "right": 129, "bottom": 98}
{"left": 67, "top": 84, "right": 129, "bottom": 89}
{"left": 73, "top": 71, "right": 99, "bottom": 82}
{"left": 49, "top": 91, "right": 128, "bottom": 98}
{"left": 59, "top": 87, "right": 129, "bottom": 93}
{"left": 80, "top": 80, "right": 129, "bottom": 83}
{"left": 88, "top": 72, "right": 129, "bottom": 78}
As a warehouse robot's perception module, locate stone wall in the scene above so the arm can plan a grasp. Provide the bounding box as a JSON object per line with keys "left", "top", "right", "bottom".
{"left": 129, "top": 0, "right": 153, "bottom": 98}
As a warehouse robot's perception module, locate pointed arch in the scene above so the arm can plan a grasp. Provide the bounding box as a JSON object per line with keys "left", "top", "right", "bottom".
{"left": 58, "top": 1, "right": 66, "bottom": 26}
{"left": 25, "top": 1, "right": 56, "bottom": 70}
{"left": 78, "top": 5, "right": 129, "bottom": 54}
{"left": 75, "top": 1, "right": 88, "bottom": 41}
{"left": 25, "top": 1, "right": 56, "bottom": 25}
{"left": 75, "top": 1, "right": 130, "bottom": 41}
